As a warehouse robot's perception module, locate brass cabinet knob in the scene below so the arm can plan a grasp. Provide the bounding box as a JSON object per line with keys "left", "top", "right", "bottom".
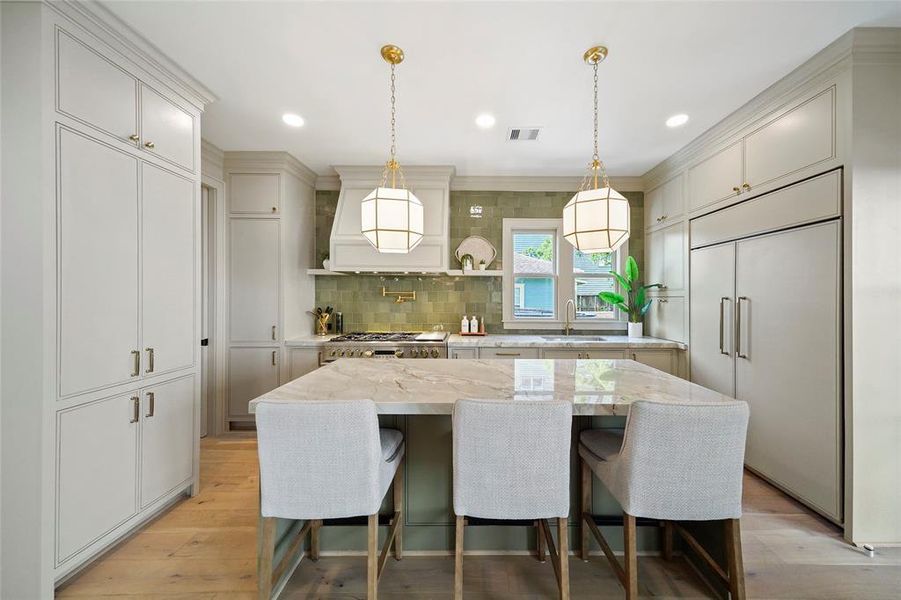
{"left": 128, "top": 134, "right": 140, "bottom": 142}
{"left": 742, "top": 183, "right": 751, "bottom": 190}
{"left": 144, "top": 141, "right": 155, "bottom": 149}
{"left": 271, "top": 207, "right": 277, "bottom": 213}
{"left": 732, "top": 186, "right": 741, "bottom": 193}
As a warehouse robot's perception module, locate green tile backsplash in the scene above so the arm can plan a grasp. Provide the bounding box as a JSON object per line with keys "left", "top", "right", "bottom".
{"left": 313, "top": 189, "right": 643, "bottom": 333}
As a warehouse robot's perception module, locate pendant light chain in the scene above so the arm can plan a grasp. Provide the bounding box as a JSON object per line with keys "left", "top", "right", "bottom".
{"left": 591, "top": 59, "right": 609, "bottom": 190}
{"left": 380, "top": 60, "right": 407, "bottom": 189}
{"left": 390, "top": 62, "right": 397, "bottom": 166}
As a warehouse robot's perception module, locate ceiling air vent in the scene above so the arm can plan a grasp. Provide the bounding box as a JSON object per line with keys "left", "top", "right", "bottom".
{"left": 508, "top": 127, "right": 541, "bottom": 141}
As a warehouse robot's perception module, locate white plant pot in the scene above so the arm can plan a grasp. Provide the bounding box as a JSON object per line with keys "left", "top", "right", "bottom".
{"left": 627, "top": 322, "right": 644, "bottom": 338}
{"left": 322, "top": 258, "right": 330, "bottom": 270}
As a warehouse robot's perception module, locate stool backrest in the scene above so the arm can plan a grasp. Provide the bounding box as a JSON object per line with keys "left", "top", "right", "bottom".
{"left": 256, "top": 400, "right": 382, "bottom": 520}
{"left": 619, "top": 400, "right": 749, "bottom": 520}
{"left": 453, "top": 399, "right": 572, "bottom": 520}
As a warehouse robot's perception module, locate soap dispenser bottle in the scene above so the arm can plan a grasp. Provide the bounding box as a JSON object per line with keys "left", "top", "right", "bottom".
{"left": 461, "top": 315, "right": 470, "bottom": 334}
{"left": 470, "top": 315, "right": 479, "bottom": 333}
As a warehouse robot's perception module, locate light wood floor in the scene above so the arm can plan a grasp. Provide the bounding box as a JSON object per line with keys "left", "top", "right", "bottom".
{"left": 57, "top": 437, "right": 901, "bottom": 599}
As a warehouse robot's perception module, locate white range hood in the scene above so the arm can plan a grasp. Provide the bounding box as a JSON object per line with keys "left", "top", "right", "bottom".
{"left": 329, "top": 165, "right": 454, "bottom": 272}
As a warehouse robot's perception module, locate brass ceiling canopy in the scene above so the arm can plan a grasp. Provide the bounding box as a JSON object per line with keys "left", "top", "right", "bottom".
{"left": 381, "top": 44, "right": 405, "bottom": 65}
{"left": 583, "top": 45, "right": 608, "bottom": 65}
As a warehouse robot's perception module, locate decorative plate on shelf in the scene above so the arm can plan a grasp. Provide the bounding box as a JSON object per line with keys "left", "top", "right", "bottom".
{"left": 455, "top": 236, "right": 497, "bottom": 268}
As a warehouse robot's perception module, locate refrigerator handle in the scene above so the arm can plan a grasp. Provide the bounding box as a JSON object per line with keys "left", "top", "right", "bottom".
{"left": 719, "top": 297, "right": 731, "bottom": 356}
{"left": 736, "top": 296, "right": 749, "bottom": 359}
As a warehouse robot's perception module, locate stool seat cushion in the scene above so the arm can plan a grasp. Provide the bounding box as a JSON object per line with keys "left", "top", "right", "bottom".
{"left": 579, "top": 429, "right": 624, "bottom": 462}
{"left": 380, "top": 428, "right": 404, "bottom": 461}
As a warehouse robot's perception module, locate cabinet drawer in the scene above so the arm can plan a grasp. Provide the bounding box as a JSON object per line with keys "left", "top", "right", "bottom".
{"left": 450, "top": 348, "right": 478, "bottom": 359}
{"left": 229, "top": 173, "right": 281, "bottom": 214}
{"left": 479, "top": 347, "right": 539, "bottom": 359}
{"left": 745, "top": 87, "right": 835, "bottom": 191}
{"left": 688, "top": 140, "right": 742, "bottom": 212}
{"left": 140, "top": 84, "right": 196, "bottom": 171}
{"left": 56, "top": 393, "right": 139, "bottom": 564}
{"left": 56, "top": 28, "right": 138, "bottom": 144}
{"left": 542, "top": 349, "right": 623, "bottom": 359}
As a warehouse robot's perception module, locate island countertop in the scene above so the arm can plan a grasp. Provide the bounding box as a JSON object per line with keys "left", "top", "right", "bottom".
{"left": 248, "top": 358, "right": 736, "bottom": 416}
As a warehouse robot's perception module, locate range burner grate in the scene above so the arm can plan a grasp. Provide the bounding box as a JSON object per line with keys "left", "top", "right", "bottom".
{"left": 329, "top": 332, "right": 421, "bottom": 343}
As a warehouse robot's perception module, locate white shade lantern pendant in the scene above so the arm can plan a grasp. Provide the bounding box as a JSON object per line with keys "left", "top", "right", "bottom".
{"left": 362, "top": 45, "right": 424, "bottom": 254}
{"left": 563, "top": 45, "right": 630, "bottom": 253}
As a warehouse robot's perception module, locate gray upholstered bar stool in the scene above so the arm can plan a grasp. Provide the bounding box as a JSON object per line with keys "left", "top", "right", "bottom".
{"left": 255, "top": 400, "right": 405, "bottom": 600}
{"left": 453, "top": 399, "right": 573, "bottom": 600}
{"left": 579, "top": 400, "right": 749, "bottom": 600}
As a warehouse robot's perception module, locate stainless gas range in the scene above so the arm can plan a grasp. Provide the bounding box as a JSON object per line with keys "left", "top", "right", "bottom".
{"left": 323, "top": 332, "right": 449, "bottom": 363}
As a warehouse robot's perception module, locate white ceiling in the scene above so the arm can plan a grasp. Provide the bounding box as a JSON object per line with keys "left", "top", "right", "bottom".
{"left": 103, "top": 1, "right": 901, "bottom": 177}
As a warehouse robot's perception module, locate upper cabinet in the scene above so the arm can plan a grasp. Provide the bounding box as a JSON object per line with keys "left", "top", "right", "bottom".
{"left": 140, "top": 84, "right": 196, "bottom": 172}
{"left": 56, "top": 29, "right": 138, "bottom": 143}
{"left": 55, "top": 26, "right": 197, "bottom": 173}
{"left": 687, "top": 86, "right": 837, "bottom": 215}
{"left": 645, "top": 173, "right": 684, "bottom": 230}
{"left": 229, "top": 173, "right": 281, "bottom": 214}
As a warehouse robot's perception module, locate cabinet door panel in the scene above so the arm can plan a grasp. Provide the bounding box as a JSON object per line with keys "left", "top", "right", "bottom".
{"left": 644, "top": 185, "right": 664, "bottom": 229}
{"left": 141, "top": 376, "right": 195, "bottom": 507}
{"left": 142, "top": 164, "right": 195, "bottom": 375}
{"left": 59, "top": 129, "right": 139, "bottom": 396}
{"left": 542, "top": 349, "right": 623, "bottom": 359}
{"left": 289, "top": 348, "right": 322, "bottom": 380}
{"left": 449, "top": 348, "right": 478, "bottom": 359}
{"left": 229, "top": 173, "right": 280, "bottom": 214}
{"left": 745, "top": 88, "right": 834, "bottom": 190}
{"left": 140, "top": 84, "right": 195, "bottom": 171}
{"left": 735, "top": 222, "right": 841, "bottom": 520}
{"left": 229, "top": 219, "right": 280, "bottom": 343}
{"left": 228, "top": 348, "right": 280, "bottom": 418}
{"left": 57, "top": 30, "right": 137, "bottom": 142}
{"left": 689, "top": 243, "right": 736, "bottom": 397}
{"left": 688, "top": 141, "right": 743, "bottom": 212}
{"left": 646, "top": 229, "right": 664, "bottom": 287}
{"left": 57, "top": 393, "right": 139, "bottom": 562}
{"left": 628, "top": 350, "right": 675, "bottom": 375}
{"left": 647, "top": 297, "right": 685, "bottom": 343}
{"left": 479, "top": 347, "right": 540, "bottom": 359}
{"left": 662, "top": 221, "right": 685, "bottom": 292}
{"left": 662, "top": 174, "right": 684, "bottom": 221}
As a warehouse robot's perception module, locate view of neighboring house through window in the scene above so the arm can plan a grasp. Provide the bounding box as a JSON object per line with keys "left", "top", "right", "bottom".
{"left": 503, "top": 218, "right": 623, "bottom": 328}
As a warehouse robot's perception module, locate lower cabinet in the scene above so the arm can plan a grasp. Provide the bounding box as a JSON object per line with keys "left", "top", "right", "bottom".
{"left": 140, "top": 376, "right": 194, "bottom": 508}
{"left": 56, "top": 374, "right": 195, "bottom": 566}
{"left": 478, "top": 347, "right": 540, "bottom": 359}
{"left": 289, "top": 347, "right": 323, "bottom": 379}
{"left": 627, "top": 349, "right": 676, "bottom": 375}
{"left": 449, "top": 348, "right": 477, "bottom": 359}
{"left": 228, "top": 347, "right": 280, "bottom": 420}
{"left": 542, "top": 349, "right": 623, "bottom": 359}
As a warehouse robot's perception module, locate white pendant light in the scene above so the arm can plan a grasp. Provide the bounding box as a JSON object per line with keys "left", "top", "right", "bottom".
{"left": 563, "top": 45, "right": 630, "bottom": 253}
{"left": 362, "top": 44, "right": 424, "bottom": 254}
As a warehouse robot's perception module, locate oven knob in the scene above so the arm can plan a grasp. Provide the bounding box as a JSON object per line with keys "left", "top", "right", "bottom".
{"left": 430, "top": 349, "right": 440, "bottom": 358}
{"left": 350, "top": 349, "right": 358, "bottom": 357}
{"left": 337, "top": 349, "right": 345, "bottom": 357}
{"left": 329, "top": 350, "right": 336, "bottom": 357}
{"left": 363, "top": 350, "right": 373, "bottom": 358}
{"left": 394, "top": 349, "right": 405, "bottom": 358}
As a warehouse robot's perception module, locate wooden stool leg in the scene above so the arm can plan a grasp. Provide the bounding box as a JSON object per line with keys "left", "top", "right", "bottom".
{"left": 367, "top": 514, "right": 378, "bottom": 600}
{"left": 454, "top": 516, "right": 465, "bottom": 600}
{"left": 536, "top": 520, "right": 547, "bottom": 562}
{"left": 580, "top": 458, "right": 591, "bottom": 561}
{"left": 310, "top": 519, "right": 321, "bottom": 561}
{"left": 662, "top": 520, "right": 673, "bottom": 561}
{"left": 725, "top": 518, "right": 747, "bottom": 600}
{"left": 557, "top": 517, "right": 570, "bottom": 600}
{"left": 257, "top": 516, "right": 276, "bottom": 600}
{"left": 393, "top": 459, "right": 404, "bottom": 560}
{"left": 623, "top": 513, "right": 638, "bottom": 600}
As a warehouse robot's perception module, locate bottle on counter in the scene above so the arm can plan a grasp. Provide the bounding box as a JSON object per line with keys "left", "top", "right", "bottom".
{"left": 335, "top": 312, "right": 344, "bottom": 334}
{"left": 470, "top": 315, "right": 479, "bottom": 333}
{"left": 461, "top": 315, "right": 470, "bottom": 334}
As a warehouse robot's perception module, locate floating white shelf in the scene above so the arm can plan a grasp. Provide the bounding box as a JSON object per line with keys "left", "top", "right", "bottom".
{"left": 306, "top": 268, "right": 503, "bottom": 277}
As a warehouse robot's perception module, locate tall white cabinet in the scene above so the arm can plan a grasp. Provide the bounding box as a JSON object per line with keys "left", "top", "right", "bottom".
{"left": 689, "top": 173, "right": 843, "bottom": 522}
{"left": 223, "top": 154, "right": 316, "bottom": 429}
{"left": 1, "top": 3, "right": 212, "bottom": 595}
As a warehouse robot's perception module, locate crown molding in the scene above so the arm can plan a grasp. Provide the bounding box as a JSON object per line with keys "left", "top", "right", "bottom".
{"left": 450, "top": 175, "right": 643, "bottom": 193}
{"left": 315, "top": 175, "right": 341, "bottom": 191}
{"left": 332, "top": 165, "right": 456, "bottom": 184}
{"left": 201, "top": 139, "right": 225, "bottom": 180}
{"left": 47, "top": 0, "right": 217, "bottom": 109}
{"left": 849, "top": 27, "right": 901, "bottom": 65}
{"left": 224, "top": 151, "right": 318, "bottom": 186}
{"left": 641, "top": 27, "right": 858, "bottom": 190}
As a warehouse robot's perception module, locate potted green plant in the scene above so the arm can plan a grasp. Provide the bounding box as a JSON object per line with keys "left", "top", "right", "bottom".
{"left": 598, "top": 256, "right": 661, "bottom": 337}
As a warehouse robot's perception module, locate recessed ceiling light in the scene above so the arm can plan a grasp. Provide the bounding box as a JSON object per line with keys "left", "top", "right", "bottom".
{"left": 282, "top": 113, "right": 305, "bottom": 127}
{"left": 475, "top": 114, "right": 496, "bottom": 129}
{"left": 666, "top": 113, "right": 689, "bottom": 128}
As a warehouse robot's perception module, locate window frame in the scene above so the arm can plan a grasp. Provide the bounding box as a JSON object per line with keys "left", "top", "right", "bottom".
{"left": 502, "top": 218, "right": 628, "bottom": 331}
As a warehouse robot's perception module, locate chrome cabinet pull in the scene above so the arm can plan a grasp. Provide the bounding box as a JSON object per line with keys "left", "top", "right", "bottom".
{"left": 131, "top": 350, "right": 140, "bottom": 377}
{"left": 271, "top": 325, "right": 277, "bottom": 341}
{"left": 719, "top": 297, "right": 731, "bottom": 356}
{"left": 130, "top": 396, "right": 140, "bottom": 423}
{"left": 145, "top": 392, "right": 155, "bottom": 418}
{"left": 145, "top": 347, "right": 154, "bottom": 373}
{"left": 736, "top": 296, "right": 749, "bottom": 359}
{"left": 271, "top": 350, "right": 277, "bottom": 366}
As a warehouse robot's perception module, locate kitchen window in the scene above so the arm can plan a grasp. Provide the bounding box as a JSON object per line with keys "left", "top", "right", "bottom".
{"left": 502, "top": 218, "right": 626, "bottom": 330}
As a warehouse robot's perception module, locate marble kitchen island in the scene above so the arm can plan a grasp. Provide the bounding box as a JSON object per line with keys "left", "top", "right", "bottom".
{"left": 249, "top": 358, "right": 739, "bottom": 592}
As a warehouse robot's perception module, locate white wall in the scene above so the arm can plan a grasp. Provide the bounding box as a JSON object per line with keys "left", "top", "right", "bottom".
{"left": 0, "top": 2, "right": 53, "bottom": 597}
{"left": 847, "top": 29, "right": 901, "bottom": 544}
